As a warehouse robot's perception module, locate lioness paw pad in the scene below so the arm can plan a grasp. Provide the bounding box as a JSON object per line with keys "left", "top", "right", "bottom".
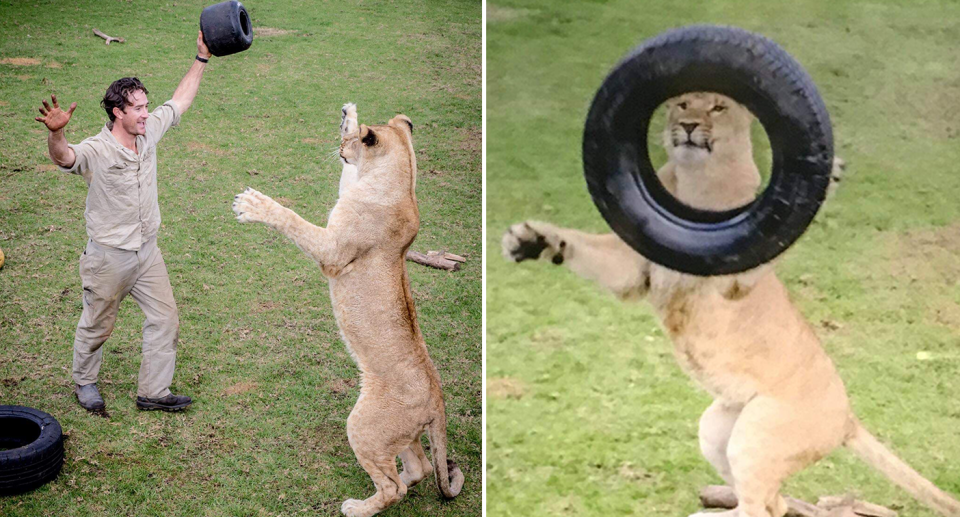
{"left": 231, "top": 188, "right": 274, "bottom": 223}
{"left": 502, "top": 221, "right": 565, "bottom": 263}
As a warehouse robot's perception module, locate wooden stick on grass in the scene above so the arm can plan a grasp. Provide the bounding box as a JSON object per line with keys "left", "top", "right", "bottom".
{"left": 93, "top": 29, "right": 125, "bottom": 45}
{"left": 406, "top": 250, "right": 462, "bottom": 271}
{"left": 699, "top": 485, "right": 897, "bottom": 517}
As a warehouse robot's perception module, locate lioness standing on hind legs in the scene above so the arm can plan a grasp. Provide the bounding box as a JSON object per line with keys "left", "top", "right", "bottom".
{"left": 232, "top": 104, "right": 464, "bottom": 517}
{"left": 502, "top": 92, "right": 960, "bottom": 517}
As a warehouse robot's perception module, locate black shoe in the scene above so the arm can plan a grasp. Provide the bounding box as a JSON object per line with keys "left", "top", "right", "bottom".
{"left": 75, "top": 383, "right": 106, "bottom": 411}
{"left": 136, "top": 393, "right": 193, "bottom": 412}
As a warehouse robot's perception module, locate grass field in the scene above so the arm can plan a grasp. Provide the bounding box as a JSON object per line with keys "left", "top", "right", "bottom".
{"left": 486, "top": 1, "right": 960, "bottom": 516}
{"left": 0, "top": 1, "right": 480, "bottom": 515}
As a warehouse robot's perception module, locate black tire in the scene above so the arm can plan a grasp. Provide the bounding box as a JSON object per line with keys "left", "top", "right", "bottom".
{"left": 0, "top": 406, "right": 65, "bottom": 496}
{"left": 583, "top": 25, "right": 833, "bottom": 276}
{"left": 200, "top": 0, "right": 254, "bottom": 57}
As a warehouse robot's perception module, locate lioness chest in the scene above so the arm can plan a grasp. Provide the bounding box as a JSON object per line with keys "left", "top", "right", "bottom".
{"left": 646, "top": 265, "right": 842, "bottom": 404}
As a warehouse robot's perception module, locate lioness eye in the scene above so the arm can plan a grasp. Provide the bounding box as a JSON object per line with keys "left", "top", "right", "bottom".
{"left": 711, "top": 105, "right": 726, "bottom": 113}
{"left": 677, "top": 102, "right": 688, "bottom": 110}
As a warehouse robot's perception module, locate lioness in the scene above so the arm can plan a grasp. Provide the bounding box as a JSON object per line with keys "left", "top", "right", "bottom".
{"left": 233, "top": 104, "right": 464, "bottom": 517}
{"left": 502, "top": 92, "right": 960, "bottom": 517}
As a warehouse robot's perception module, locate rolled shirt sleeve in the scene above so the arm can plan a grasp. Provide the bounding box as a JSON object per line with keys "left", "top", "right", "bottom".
{"left": 145, "top": 100, "right": 181, "bottom": 146}
{"left": 57, "top": 139, "right": 97, "bottom": 183}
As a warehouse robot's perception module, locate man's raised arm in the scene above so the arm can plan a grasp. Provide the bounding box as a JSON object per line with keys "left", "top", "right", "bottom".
{"left": 35, "top": 95, "right": 77, "bottom": 168}
{"left": 170, "top": 31, "right": 213, "bottom": 116}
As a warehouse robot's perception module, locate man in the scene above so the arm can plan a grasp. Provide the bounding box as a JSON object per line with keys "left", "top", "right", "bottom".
{"left": 34, "top": 32, "right": 212, "bottom": 412}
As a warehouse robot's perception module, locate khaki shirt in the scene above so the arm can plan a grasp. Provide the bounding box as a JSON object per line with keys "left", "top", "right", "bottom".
{"left": 59, "top": 100, "right": 181, "bottom": 251}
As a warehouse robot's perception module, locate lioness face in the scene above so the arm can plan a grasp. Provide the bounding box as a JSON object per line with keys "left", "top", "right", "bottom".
{"left": 664, "top": 92, "right": 753, "bottom": 165}
{"left": 339, "top": 115, "right": 414, "bottom": 172}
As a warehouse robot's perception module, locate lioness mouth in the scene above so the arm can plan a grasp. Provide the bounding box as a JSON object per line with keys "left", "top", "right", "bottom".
{"left": 676, "top": 138, "right": 712, "bottom": 152}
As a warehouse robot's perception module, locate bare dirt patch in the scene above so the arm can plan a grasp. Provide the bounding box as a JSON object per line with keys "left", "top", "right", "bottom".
{"left": 255, "top": 27, "right": 295, "bottom": 37}
{"left": 456, "top": 127, "right": 481, "bottom": 155}
{"left": 890, "top": 223, "right": 960, "bottom": 284}
{"left": 253, "top": 300, "right": 279, "bottom": 313}
{"left": 0, "top": 57, "right": 41, "bottom": 66}
{"left": 888, "top": 224, "right": 960, "bottom": 328}
{"left": 327, "top": 378, "right": 357, "bottom": 395}
{"left": 46, "top": 61, "right": 63, "bottom": 69}
{"left": 487, "top": 5, "right": 537, "bottom": 23}
{"left": 186, "top": 141, "right": 226, "bottom": 156}
{"left": 223, "top": 381, "right": 258, "bottom": 396}
{"left": 487, "top": 376, "right": 526, "bottom": 399}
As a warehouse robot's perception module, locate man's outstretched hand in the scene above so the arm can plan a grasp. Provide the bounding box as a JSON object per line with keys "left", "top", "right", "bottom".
{"left": 35, "top": 95, "right": 76, "bottom": 132}
{"left": 197, "top": 30, "right": 212, "bottom": 60}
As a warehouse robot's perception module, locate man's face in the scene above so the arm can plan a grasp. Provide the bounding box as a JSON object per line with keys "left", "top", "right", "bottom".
{"left": 114, "top": 90, "right": 149, "bottom": 136}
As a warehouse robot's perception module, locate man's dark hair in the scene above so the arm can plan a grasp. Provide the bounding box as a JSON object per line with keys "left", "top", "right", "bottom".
{"left": 101, "top": 77, "right": 148, "bottom": 122}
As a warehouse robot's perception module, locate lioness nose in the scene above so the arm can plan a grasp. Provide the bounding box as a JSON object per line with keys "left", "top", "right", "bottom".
{"left": 680, "top": 122, "right": 699, "bottom": 135}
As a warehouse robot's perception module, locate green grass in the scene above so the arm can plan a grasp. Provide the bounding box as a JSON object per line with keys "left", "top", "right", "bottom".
{"left": 0, "top": 1, "right": 480, "bottom": 515}
{"left": 486, "top": 1, "right": 960, "bottom": 515}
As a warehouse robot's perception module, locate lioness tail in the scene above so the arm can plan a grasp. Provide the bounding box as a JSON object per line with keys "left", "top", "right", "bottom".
{"left": 427, "top": 417, "right": 464, "bottom": 499}
{"left": 846, "top": 419, "right": 960, "bottom": 516}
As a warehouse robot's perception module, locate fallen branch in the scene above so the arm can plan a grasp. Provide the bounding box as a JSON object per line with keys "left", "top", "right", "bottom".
{"left": 817, "top": 496, "right": 898, "bottom": 517}
{"left": 427, "top": 250, "right": 466, "bottom": 263}
{"left": 700, "top": 485, "right": 823, "bottom": 517}
{"left": 699, "top": 486, "right": 897, "bottom": 517}
{"left": 406, "top": 250, "right": 460, "bottom": 271}
{"left": 93, "top": 28, "right": 125, "bottom": 45}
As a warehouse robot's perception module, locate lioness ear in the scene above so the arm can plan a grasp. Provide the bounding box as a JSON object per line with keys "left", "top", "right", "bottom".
{"left": 360, "top": 124, "right": 377, "bottom": 146}
{"left": 389, "top": 114, "right": 413, "bottom": 134}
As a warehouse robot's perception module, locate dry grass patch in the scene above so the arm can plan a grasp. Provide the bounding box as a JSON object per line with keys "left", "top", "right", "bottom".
{"left": 301, "top": 137, "right": 333, "bottom": 145}
{"left": 0, "top": 57, "right": 41, "bottom": 66}
{"left": 889, "top": 223, "right": 960, "bottom": 284}
{"left": 223, "top": 381, "right": 258, "bottom": 396}
{"left": 487, "top": 5, "right": 537, "bottom": 23}
{"left": 487, "top": 376, "right": 526, "bottom": 399}
{"left": 255, "top": 27, "right": 295, "bottom": 37}
{"left": 326, "top": 378, "right": 357, "bottom": 394}
{"left": 186, "top": 140, "right": 227, "bottom": 156}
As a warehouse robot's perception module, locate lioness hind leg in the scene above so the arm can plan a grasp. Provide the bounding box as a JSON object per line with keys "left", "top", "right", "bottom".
{"left": 699, "top": 400, "right": 741, "bottom": 487}
{"left": 726, "top": 396, "right": 844, "bottom": 517}
{"left": 398, "top": 435, "right": 433, "bottom": 488}
{"left": 342, "top": 402, "right": 411, "bottom": 517}
{"left": 340, "top": 453, "right": 407, "bottom": 517}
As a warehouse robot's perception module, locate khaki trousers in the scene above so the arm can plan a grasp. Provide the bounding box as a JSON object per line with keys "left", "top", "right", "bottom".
{"left": 72, "top": 238, "right": 179, "bottom": 399}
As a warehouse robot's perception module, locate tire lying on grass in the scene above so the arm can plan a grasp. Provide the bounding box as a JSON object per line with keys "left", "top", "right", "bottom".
{"left": 200, "top": 0, "right": 254, "bottom": 57}
{"left": 0, "top": 406, "right": 65, "bottom": 496}
{"left": 583, "top": 24, "right": 834, "bottom": 276}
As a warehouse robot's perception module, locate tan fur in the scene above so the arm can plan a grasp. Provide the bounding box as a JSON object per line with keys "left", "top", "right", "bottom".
{"left": 234, "top": 103, "right": 463, "bottom": 517}
{"left": 503, "top": 92, "right": 960, "bottom": 517}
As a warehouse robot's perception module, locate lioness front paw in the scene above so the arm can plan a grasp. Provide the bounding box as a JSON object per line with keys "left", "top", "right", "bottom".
{"left": 232, "top": 187, "right": 279, "bottom": 224}
{"left": 502, "top": 221, "right": 566, "bottom": 264}
{"left": 340, "top": 102, "right": 358, "bottom": 136}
